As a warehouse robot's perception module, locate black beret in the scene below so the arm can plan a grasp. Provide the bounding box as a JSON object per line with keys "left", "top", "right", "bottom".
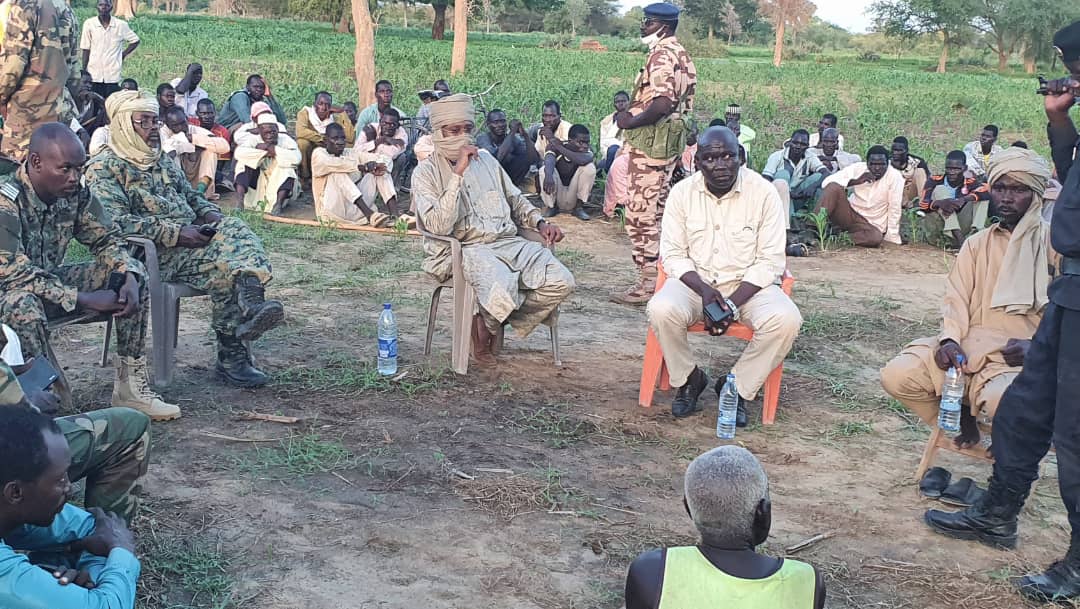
{"left": 643, "top": 2, "right": 680, "bottom": 20}
{"left": 1054, "top": 20, "right": 1080, "bottom": 63}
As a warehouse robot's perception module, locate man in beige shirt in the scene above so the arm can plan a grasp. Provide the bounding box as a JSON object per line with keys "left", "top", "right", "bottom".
{"left": 647, "top": 127, "right": 802, "bottom": 425}
{"left": 160, "top": 105, "right": 229, "bottom": 197}
{"left": 881, "top": 147, "right": 1056, "bottom": 449}
{"left": 818, "top": 146, "right": 904, "bottom": 247}
{"left": 530, "top": 100, "right": 573, "bottom": 161}
{"left": 311, "top": 122, "right": 393, "bottom": 228}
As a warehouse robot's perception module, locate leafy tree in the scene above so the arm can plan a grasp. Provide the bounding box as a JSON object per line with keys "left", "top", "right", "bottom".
{"left": 759, "top": 0, "right": 815, "bottom": 66}
{"left": 721, "top": 2, "right": 743, "bottom": 43}
{"left": 870, "top": 0, "right": 976, "bottom": 73}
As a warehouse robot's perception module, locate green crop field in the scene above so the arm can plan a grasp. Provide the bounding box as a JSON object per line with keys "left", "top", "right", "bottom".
{"left": 116, "top": 12, "right": 1053, "bottom": 171}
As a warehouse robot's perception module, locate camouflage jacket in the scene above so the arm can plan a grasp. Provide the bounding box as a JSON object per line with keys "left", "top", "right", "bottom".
{"left": 633, "top": 36, "right": 697, "bottom": 116}
{"left": 0, "top": 360, "right": 25, "bottom": 405}
{"left": 0, "top": 0, "right": 79, "bottom": 121}
{"left": 84, "top": 148, "right": 222, "bottom": 248}
{"left": 0, "top": 163, "right": 137, "bottom": 312}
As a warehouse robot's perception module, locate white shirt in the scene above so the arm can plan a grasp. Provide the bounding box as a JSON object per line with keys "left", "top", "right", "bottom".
{"left": 807, "top": 147, "right": 861, "bottom": 170}
{"left": 533, "top": 120, "right": 572, "bottom": 157}
{"left": 79, "top": 17, "right": 139, "bottom": 84}
{"left": 661, "top": 169, "right": 787, "bottom": 290}
{"left": 89, "top": 126, "right": 110, "bottom": 156}
{"left": 600, "top": 113, "right": 622, "bottom": 151}
{"left": 809, "top": 131, "right": 844, "bottom": 150}
{"left": 822, "top": 162, "right": 905, "bottom": 245}
{"left": 169, "top": 77, "right": 208, "bottom": 118}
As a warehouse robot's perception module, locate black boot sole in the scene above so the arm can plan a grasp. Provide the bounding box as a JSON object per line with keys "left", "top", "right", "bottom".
{"left": 236, "top": 302, "right": 285, "bottom": 342}
{"left": 215, "top": 363, "right": 270, "bottom": 388}
{"left": 923, "top": 512, "right": 1018, "bottom": 550}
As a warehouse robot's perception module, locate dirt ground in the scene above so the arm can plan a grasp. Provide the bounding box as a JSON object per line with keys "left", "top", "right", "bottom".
{"left": 50, "top": 192, "right": 1071, "bottom": 609}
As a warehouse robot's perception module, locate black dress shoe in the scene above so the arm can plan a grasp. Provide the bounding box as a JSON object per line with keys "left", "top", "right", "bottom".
{"left": 714, "top": 378, "right": 750, "bottom": 427}
{"left": 672, "top": 367, "right": 709, "bottom": 418}
{"left": 544, "top": 207, "right": 559, "bottom": 218}
{"left": 572, "top": 207, "right": 591, "bottom": 221}
{"left": 1016, "top": 555, "right": 1080, "bottom": 602}
{"left": 923, "top": 477, "right": 1027, "bottom": 550}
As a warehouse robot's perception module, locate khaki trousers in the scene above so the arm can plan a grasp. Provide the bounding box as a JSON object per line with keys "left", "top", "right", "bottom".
{"left": 359, "top": 172, "right": 397, "bottom": 208}
{"left": 646, "top": 279, "right": 802, "bottom": 400}
{"left": 880, "top": 337, "right": 1018, "bottom": 425}
{"left": 540, "top": 163, "right": 596, "bottom": 211}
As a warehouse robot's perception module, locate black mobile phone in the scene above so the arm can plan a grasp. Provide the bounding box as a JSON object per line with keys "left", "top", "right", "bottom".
{"left": 704, "top": 302, "right": 732, "bottom": 325}
{"left": 106, "top": 272, "right": 126, "bottom": 295}
{"left": 17, "top": 356, "right": 60, "bottom": 393}
{"left": 198, "top": 224, "right": 218, "bottom": 237}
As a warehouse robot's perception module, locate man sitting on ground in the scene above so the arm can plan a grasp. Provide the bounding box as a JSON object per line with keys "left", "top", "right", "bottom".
{"left": 119, "top": 78, "right": 136, "bottom": 91}
{"left": 188, "top": 98, "right": 233, "bottom": 189}
{"left": 234, "top": 113, "right": 301, "bottom": 215}
{"left": 476, "top": 109, "right": 536, "bottom": 187}
{"left": 818, "top": 145, "right": 904, "bottom": 247}
{"left": 342, "top": 101, "right": 358, "bottom": 127}
{"left": 413, "top": 94, "right": 575, "bottom": 362}
{"left": 599, "top": 91, "right": 629, "bottom": 173}
{"left": 160, "top": 105, "right": 229, "bottom": 197}
{"left": 891, "top": 136, "right": 929, "bottom": 207}
{"left": 541, "top": 124, "right": 596, "bottom": 221}
{"left": 356, "top": 80, "right": 401, "bottom": 129}
{"left": 170, "top": 62, "right": 207, "bottom": 117}
{"left": 0, "top": 123, "right": 178, "bottom": 420}
{"left": 919, "top": 150, "right": 991, "bottom": 248}
{"left": 808, "top": 113, "right": 843, "bottom": 150}
{"left": 881, "top": 147, "right": 1054, "bottom": 449}
{"left": 647, "top": 127, "right": 801, "bottom": 424}
{"left": 625, "top": 445, "right": 825, "bottom": 609}
{"left": 963, "top": 125, "right": 1002, "bottom": 179}
{"left": 1, "top": 360, "right": 150, "bottom": 524}
{"left": 296, "top": 91, "right": 355, "bottom": 188}
{"left": 724, "top": 103, "right": 756, "bottom": 156}
{"left": 85, "top": 90, "right": 285, "bottom": 388}
{"left": 155, "top": 82, "right": 174, "bottom": 113}
{"left": 415, "top": 79, "right": 451, "bottom": 135}
{"left": 354, "top": 108, "right": 406, "bottom": 217}
{"left": 530, "top": 100, "right": 573, "bottom": 166}
{"left": 762, "top": 129, "right": 828, "bottom": 222}
{"left": 809, "top": 127, "right": 860, "bottom": 173}
{"left": 312, "top": 122, "right": 393, "bottom": 228}
{"left": 0, "top": 407, "right": 142, "bottom": 609}
{"left": 218, "top": 74, "right": 287, "bottom": 132}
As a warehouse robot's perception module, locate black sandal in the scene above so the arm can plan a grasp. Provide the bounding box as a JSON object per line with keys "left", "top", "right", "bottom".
{"left": 919, "top": 467, "right": 951, "bottom": 498}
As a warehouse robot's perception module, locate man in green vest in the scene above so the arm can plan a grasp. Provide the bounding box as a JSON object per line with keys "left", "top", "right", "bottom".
{"left": 624, "top": 446, "right": 825, "bottom": 609}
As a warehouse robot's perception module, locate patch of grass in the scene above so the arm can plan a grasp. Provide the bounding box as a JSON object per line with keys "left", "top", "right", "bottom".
{"left": 799, "top": 310, "right": 887, "bottom": 342}
{"left": 558, "top": 248, "right": 595, "bottom": 271}
{"left": 868, "top": 294, "right": 902, "bottom": 312}
{"left": 510, "top": 403, "right": 598, "bottom": 448}
{"left": 452, "top": 466, "right": 583, "bottom": 520}
{"left": 831, "top": 421, "right": 874, "bottom": 437}
{"left": 236, "top": 432, "right": 355, "bottom": 478}
{"left": 228, "top": 208, "right": 353, "bottom": 248}
{"left": 139, "top": 535, "right": 236, "bottom": 609}
{"left": 275, "top": 354, "right": 450, "bottom": 396}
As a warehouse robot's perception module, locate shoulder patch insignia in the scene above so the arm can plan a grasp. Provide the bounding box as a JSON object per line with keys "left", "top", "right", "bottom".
{"left": 0, "top": 181, "right": 21, "bottom": 202}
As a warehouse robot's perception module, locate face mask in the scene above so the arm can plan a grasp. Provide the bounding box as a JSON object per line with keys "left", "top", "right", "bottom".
{"left": 434, "top": 133, "right": 475, "bottom": 162}
{"left": 640, "top": 31, "right": 661, "bottom": 48}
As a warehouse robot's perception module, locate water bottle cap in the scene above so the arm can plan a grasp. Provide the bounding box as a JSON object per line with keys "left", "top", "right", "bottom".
{"left": 383, "top": 303, "right": 391, "bottom": 309}
{"left": 727, "top": 372, "right": 736, "bottom": 381}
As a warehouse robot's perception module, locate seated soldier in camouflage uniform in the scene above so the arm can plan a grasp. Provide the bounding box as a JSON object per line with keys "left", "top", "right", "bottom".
{"left": 85, "top": 90, "right": 283, "bottom": 388}
{"left": 0, "top": 123, "right": 179, "bottom": 420}
{"left": 1, "top": 359, "right": 150, "bottom": 524}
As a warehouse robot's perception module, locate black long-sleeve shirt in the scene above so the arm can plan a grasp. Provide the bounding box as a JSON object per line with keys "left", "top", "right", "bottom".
{"left": 1048, "top": 117, "right": 1080, "bottom": 310}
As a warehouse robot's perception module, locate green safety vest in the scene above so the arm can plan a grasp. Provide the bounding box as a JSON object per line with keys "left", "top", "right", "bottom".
{"left": 657, "top": 547, "right": 816, "bottom": 609}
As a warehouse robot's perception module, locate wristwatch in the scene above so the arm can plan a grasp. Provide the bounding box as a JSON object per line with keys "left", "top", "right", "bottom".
{"left": 724, "top": 298, "right": 740, "bottom": 321}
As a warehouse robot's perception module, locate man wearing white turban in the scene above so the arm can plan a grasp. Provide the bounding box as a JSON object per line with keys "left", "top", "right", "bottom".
{"left": 881, "top": 146, "right": 1058, "bottom": 451}
{"left": 85, "top": 90, "right": 284, "bottom": 390}
{"left": 412, "top": 93, "right": 575, "bottom": 360}
{"left": 233, "top": 112, "right": 301, "bottom": 215}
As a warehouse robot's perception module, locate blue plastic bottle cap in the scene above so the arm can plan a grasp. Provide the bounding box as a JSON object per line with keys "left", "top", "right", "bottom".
{"left": 383, "top": 303, "right": 391, "bottom": 309}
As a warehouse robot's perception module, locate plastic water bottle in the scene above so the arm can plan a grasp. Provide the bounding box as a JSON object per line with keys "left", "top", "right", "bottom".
{"left": 717, "top": 373, "right": 739, "bottom": 440}
{"left": 377, "top": 303, "right": 398, "bottom": 376}
{"left": 938, "top": 364, "right": 964, "bottom": 432}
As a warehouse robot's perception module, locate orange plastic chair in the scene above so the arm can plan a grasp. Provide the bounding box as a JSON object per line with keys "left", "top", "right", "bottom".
{"left": 638, "top": 265, "right": 795, "bottom": 425}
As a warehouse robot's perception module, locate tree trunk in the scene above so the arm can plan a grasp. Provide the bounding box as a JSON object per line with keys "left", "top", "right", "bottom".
{"left": 352, "top": 0, "right": 376, "bottom": 107}
{"left": 432, "top": 2, "right": 447, "bottom": 40}
{"left": 708, "top": 23, "right": 713, "bottom": 43}
{"left": 1024, "top": 52, "right": 1036, "bottom": 74}
{"left": 728, "top": 29, "right": 734, "bottom": 45}
{"left": 451, "top": 0, "right": 468, "bottom": 74}
{"left": 937, "top": 32, "right": 948, "bottom": 74}
{"left": 402, "top": 2, "right": 408, "bottom": 28}
{"left": 772, "top": 18, "right": 784, "bottom": 67}
{"left": 336, "top": 6, "right": 350, "bottom": 33}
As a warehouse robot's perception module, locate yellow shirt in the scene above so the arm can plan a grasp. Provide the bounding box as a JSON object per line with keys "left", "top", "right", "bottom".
{"left": 660, "top": 168, "right": 786, "bottom": 290}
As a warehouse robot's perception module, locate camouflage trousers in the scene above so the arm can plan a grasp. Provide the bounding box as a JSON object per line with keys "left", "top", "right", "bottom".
{"left": 157, "top": 215, "right": 272, "bottom": 336}
{"left": 623, "top": 149, "right": 676, "bottom": 269}
{"left": 56, "top": 407, "right": 151, "bottom": 524}
{"left": 0, "top": 262, "right": 149, "bottom": 360}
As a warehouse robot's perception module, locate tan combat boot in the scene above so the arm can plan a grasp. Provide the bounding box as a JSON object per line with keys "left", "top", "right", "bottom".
{"left": 609, "top": 264, "right": 658, "bottom": 305}
{"left": 112, "top": 356, "right": 181, "bottom": 421}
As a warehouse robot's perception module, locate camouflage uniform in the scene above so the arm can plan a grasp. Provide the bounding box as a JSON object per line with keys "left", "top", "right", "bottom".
{"left": 616, "top": 35, "right": 696, "bottom": 302}
{"left": 0, "top": 0, "right": 80, "bottom": 160}
{"left": 84, "top": 148, "right": 273, "bottom": 338}
{"left": 0, "top": 361, "right": 150, "bottom": 523}
{"left": 0, "top": 163, "right": 148, "bottom": 360}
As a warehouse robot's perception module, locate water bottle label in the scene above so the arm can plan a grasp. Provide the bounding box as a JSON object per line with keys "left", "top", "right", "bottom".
{"left": 378, "top": 338, "right": 398, "bottom": 359}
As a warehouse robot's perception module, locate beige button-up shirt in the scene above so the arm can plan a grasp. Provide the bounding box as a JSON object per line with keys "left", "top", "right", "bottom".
{"left": 79, "top": 16, "right": 138, "bottom": 83}
{"left": 661, "top": 168, "right": 786, "bottom": 290}
{"left": 822, "top": 162, "right": 905, "bottom": 245}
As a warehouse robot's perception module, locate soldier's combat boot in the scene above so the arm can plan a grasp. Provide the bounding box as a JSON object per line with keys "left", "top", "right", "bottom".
{"left": 1015, "top": 542, "right": 1080, "bottom": 602}
{"left": 923, "top": 474, "right": 1027, "bottom": 549}
{"left": 609, "top": 263, "right": 658, "bottom": 305}
{"left": 112, "top": 356, "right": 181, "bottom": 421}
{"left": 215, "top": 332, "right": 269, "bottom": 388}
{"left": 235, "top": 274, "right": 284, "bottom": 342}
